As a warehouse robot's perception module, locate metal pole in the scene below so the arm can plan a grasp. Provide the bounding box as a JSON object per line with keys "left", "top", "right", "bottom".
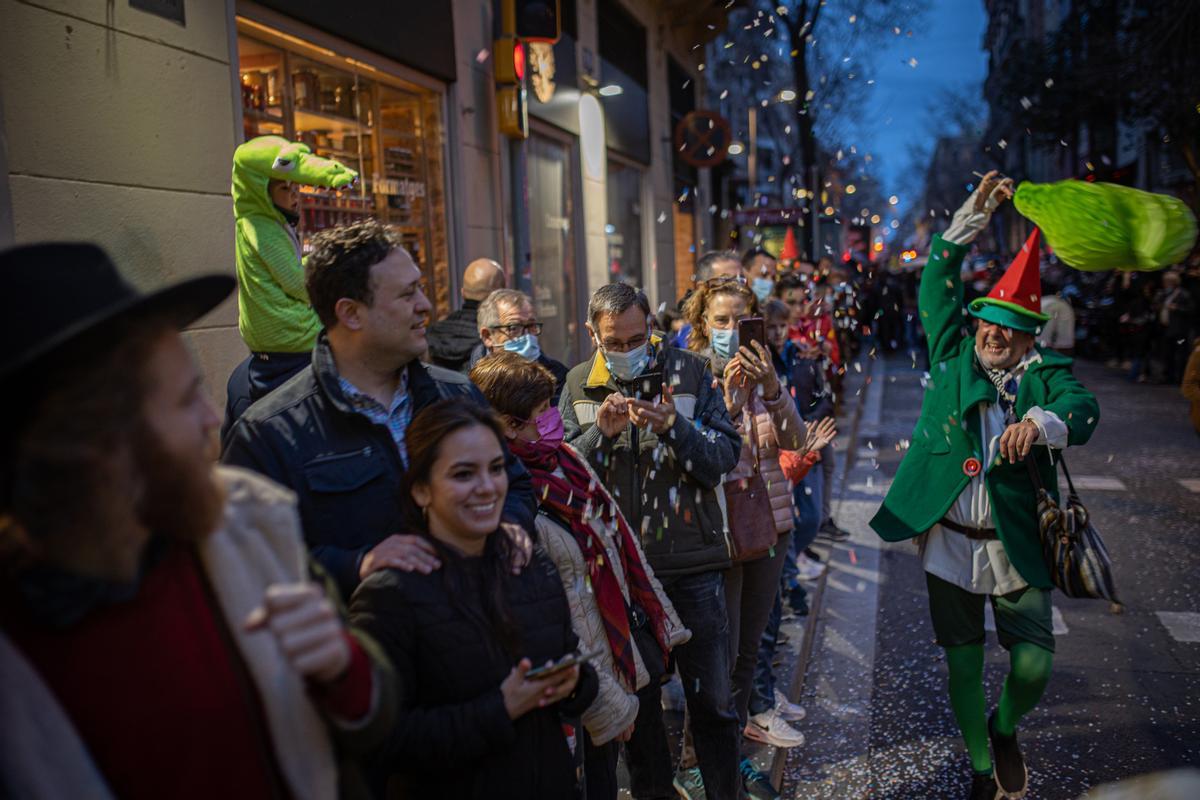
{"left": 748, "top": 106, "right": 758, "bottom": 202}
{"left": 510, "top": 137, "right": 533, "bottom": 295}
{"left": 810, "top": 162, "right": 819, "bottom": 261}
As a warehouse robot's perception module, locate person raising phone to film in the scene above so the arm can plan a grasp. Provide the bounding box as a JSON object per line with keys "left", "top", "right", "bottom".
{"left": 683, "top": 275, "right": 810, "bottom": 784}
{"left": 348, "top": 398, "right": 598, "bottom": 800}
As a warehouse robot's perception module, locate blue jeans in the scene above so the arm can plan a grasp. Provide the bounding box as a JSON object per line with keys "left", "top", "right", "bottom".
{"left": 626, "top": 570, "right": 740, "bottom": 800}
{"left": 780, "top": 468, "right": 824, "bottom": 591}
{"left": 751, "top": 470, "right": 824, "bottom": 716}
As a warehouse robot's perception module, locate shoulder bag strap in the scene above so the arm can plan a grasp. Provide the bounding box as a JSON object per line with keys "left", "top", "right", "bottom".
{"left": 1057, "top": 453, "right": 1078, "bottom": 496}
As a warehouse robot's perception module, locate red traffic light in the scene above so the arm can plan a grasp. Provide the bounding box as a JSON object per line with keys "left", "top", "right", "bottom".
{"left": 513, "top": 41, "right": 526, "bottom": 81}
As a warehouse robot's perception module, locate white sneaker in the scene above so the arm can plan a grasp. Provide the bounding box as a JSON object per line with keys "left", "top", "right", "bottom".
{"left": 794, "top": 553, "right": 826, "bottom": 582}
{"left": 774, "top": 689, "right": 807, "bottom": 722}
{"left": 744, "top": 708, "right": 805, "bottom": 748}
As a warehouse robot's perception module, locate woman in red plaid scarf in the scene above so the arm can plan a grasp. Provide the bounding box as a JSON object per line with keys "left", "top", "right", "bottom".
{"left": 471, "top": 351, "right": 691, "bottom": 800}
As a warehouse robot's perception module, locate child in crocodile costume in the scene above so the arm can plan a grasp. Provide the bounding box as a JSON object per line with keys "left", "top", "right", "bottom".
{"left": 230, "top": 136, "right": 357, "bottom": 407}
{"left": 870, "top": 173, "right": 1099, "bottom": 800}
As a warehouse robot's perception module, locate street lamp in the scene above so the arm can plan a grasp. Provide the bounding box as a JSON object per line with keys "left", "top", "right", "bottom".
{"left": 778, "top": 88, "right": 797, "bottom": 102}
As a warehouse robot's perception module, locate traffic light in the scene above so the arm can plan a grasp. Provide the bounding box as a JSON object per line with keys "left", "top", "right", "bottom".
{"left": 494, "top": 36, "right": 529, "bottom": 140}
{"left": 514, "top": 0, "right": 560, "bottom": 43}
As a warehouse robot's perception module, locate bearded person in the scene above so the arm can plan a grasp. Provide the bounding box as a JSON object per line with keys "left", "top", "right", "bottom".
{"left": 0, "top": 244, "right": 394, "bottom": 800}
{"left": 870, "top": 173, "right": 1100, "bottom": 800}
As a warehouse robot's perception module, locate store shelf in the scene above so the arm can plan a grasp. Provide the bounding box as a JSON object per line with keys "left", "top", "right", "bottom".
{"left": 295, "top": 107, "right": 363, "bottom": 133}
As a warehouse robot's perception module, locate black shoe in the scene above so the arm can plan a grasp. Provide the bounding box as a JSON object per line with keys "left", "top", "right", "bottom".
{"left": 817, "top": 520, "right": 850, "bottom": 541}
{"left": 787, "top": 586, "right": 810, "bottom": 616}
{"left": 988, "top": 713, "right": 1028, "bottom": 798}
{"left": 968, "top": 771, "right": 999, "bottom": 800}
{"left": 803, "top": 547, "right": 823, "bottom": 562}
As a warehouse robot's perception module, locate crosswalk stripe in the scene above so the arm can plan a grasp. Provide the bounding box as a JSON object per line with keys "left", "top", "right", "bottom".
{"left": 1156, "top": 611, "right": 1200, "bottom": 643}
{"left": 1177, "top": 479, "right": 1200, "bottom": 493}
{"left": 1060, "top": 476, "right": 1127, "bottom": 491}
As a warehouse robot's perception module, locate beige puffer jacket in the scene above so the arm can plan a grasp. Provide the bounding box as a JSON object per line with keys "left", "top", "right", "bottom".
{"left": 725, "top": 387, "right": 807, "bottom": 534}
{"left": 535, "top": 448, "right": 691, "bottom": 746}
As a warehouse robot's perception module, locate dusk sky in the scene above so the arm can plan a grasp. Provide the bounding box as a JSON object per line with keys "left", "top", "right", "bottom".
{"left": 856, "top": 0, "right": 990, "bottom": 224}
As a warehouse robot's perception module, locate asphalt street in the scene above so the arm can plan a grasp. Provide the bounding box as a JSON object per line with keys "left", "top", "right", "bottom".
{"left": 782, "top": 352, "right": 1200, "bottom": 799}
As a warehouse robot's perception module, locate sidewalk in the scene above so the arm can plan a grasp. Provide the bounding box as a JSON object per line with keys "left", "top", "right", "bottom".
{"left": 613, "top": 354, "right": 882, "bottom": 799}
{"left": 776, "top": 352, "right": 891, "bottom": 798}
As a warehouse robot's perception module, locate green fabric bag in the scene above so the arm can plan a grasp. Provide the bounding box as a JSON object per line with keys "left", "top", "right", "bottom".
{"left": 1013, "top": 179, "right": 1196, "bottom": 272}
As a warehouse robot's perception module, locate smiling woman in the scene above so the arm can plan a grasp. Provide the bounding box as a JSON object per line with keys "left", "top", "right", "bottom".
{"left": 348, "top": 398, "right": 599, "bottom": 799}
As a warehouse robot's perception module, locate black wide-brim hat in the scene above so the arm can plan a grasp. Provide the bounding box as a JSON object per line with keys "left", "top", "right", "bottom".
{"left": 0, "top": 242, "right": 235, "bottom": 382}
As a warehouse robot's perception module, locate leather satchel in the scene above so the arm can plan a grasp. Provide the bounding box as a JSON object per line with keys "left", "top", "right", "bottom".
{"left": 1025, "top": 454, "right": 1119, "bottom": 602}
{"left": 725, "top": 402, "right": 777, "bottom": 563}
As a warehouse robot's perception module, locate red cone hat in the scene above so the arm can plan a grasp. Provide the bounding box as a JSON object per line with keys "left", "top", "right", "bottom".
{"left": 780, "top": 227, "right": 799, "bottom": 262}
{"left": 968, "top": 228, "right": 1050, "bottom": 333}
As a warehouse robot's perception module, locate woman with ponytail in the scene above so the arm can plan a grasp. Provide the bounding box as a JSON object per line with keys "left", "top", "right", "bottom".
{"left": 470, "top": 351, "right": 690, "bottom": 800}
{"left": 348, "top": 397, "right": 597, "bottom": 799}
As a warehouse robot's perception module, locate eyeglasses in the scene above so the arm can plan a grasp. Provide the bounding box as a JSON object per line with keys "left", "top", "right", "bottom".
{"left": 703, "top": 275, "right": 747, "bottom": 289}
{"left": 493, "top": 321, "right": 544, "bottom": 337}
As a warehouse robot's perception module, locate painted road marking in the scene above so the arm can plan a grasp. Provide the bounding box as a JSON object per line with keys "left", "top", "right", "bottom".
{"left": 1060, "top": 476, "right": 1127, "bottom": 491}
{"left": 986, "top": 603, "right": 1068, "bottom": 635}
{"left": 1156, "top": 612, "right": 1200, "bottom": 643}
{"left": 1177, "top": 479, "right": 1200, "bottom": 493}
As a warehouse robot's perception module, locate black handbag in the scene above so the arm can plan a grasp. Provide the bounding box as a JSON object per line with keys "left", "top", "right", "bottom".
{"left": 627, "top": 603, "right": 668, "bottom": 686}
{"left": 1025, "top": 454, "right": 1119, "bottom": 602}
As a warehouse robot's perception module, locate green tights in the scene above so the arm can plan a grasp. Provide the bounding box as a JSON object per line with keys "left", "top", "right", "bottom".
{"left": 944, "top": 642, "right": 1054, "bottom": 774}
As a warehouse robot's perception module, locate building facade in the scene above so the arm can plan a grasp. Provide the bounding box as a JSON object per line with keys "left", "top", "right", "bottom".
{"left": 0, "top": 0, "right": 725, "bottom": 400}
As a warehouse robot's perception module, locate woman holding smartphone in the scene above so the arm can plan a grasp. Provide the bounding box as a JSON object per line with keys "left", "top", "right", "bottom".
{"left": 349, "top": 398, "right": 598, "bottom": 799}
{"left": 470, "top": 351, "right": 690, "bottom": 800}
{"left": 683, "top": 275, "right": 809, "bottom": 794}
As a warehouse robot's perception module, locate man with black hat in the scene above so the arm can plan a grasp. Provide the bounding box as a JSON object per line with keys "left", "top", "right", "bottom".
{"left": 870, "top": 172, "right": 1100, "bottom": 800}
{"left": 0, "top": 243, "right": 394, "bottom": 799}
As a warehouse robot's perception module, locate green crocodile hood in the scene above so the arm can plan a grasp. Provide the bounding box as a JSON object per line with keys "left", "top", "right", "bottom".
{"left": 231, "top": 135, "right": 358, "bottom": 221}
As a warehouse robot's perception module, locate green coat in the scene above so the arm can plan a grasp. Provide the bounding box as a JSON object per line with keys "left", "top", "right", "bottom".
{"left": 869, "top": 234, "right": 1100, "bottom": 588}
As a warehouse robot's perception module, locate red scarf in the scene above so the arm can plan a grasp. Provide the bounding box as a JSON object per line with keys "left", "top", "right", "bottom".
{"left": 522, "top": 444, "right": 670, "bottom": 689}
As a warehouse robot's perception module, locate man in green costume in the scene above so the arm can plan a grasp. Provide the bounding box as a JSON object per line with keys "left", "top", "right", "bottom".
{"left": 228, "top": 136, "right": 358, "bottom": 413}
{"left": 870, "top": 172, "right": 1100, "bottom": 800}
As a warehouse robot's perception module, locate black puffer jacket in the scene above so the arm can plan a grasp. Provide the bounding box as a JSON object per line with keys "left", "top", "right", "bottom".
{"left": 349, "top": 547, "right": 598, "bottom": 800}
{"left": 221, "top": 334, "right": 535, "bottom": 599}
{"left": 425, "top": 300, "right": 482, "bottom": 371}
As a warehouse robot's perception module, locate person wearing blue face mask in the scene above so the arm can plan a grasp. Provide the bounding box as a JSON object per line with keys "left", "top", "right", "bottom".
{"left": 683, "top": 275, "right": 810, "bottom": 799}
{"left": 560, "top": 283, "right": 744, "bottom": 800}
{"left": 467, "top": 288, "right": 569, "bottom": 404}
{"left": 743, "top": 247, "right": 778, "bottom": 304}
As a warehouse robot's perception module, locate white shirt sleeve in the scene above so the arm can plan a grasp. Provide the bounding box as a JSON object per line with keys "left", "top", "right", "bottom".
{"left": 1023, "top": 406, "right": 1068, "bottom": 449}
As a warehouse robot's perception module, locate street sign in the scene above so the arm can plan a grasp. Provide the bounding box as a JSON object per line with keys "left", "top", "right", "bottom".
{"left": 674, "top": 111, "right": 732, "bottom": 168}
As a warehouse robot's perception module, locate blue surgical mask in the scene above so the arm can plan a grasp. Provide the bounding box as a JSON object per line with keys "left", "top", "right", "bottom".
{"left": 502, "top": 333, "right": 541, "bottom": 362}
{"left": 751, "top": 277, "right": 774, "bottom": 301}
{"left": 710, "top": 327, "right": 739, "bottom": 359}
{"left": 604, "top": 343, "right": 651, "bottom": 382}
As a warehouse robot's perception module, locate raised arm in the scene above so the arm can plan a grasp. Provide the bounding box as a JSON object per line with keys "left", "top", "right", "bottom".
{"left": 920, "top": 172, "right": 1014, "bottom": 365}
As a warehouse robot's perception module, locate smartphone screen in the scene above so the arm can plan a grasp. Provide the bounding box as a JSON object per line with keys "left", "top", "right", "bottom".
{"left": 524, "top": 647, "right": 604, "bottom": 680}
{"left": 737, "top": 317, "right": 766, "bottom": 351}
{"left": 630, "top": 370, "right": 664, "bottom": 402}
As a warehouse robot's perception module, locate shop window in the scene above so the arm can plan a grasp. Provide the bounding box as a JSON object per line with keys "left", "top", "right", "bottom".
{"left": 235, "top": 22, "right": 451, "bottom": 318}
{"left": 606, "top": 159, "right": 643, "bottom": 288}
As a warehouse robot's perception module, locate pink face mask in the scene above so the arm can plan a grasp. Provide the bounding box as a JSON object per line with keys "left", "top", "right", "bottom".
{"left": 510, "top": 407, "right": 565, "bottom": 462}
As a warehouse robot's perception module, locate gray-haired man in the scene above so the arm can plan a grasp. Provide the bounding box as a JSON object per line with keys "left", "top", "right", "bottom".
{"left": 560, "top": 282, "right": 743, "bottom": 800}
{"left": 467, "top": 288, "right": 569, "bottom": 401}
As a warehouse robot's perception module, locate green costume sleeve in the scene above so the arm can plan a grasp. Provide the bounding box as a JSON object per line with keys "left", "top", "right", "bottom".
{"left": 238, "top": 217, "right": 308, "bottom": 302}
{"left": 1038, "top": 364, "right": 1100, "bottom": 447}
{"left": 918, "top": 234, "right": 972, "bottom": 366}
